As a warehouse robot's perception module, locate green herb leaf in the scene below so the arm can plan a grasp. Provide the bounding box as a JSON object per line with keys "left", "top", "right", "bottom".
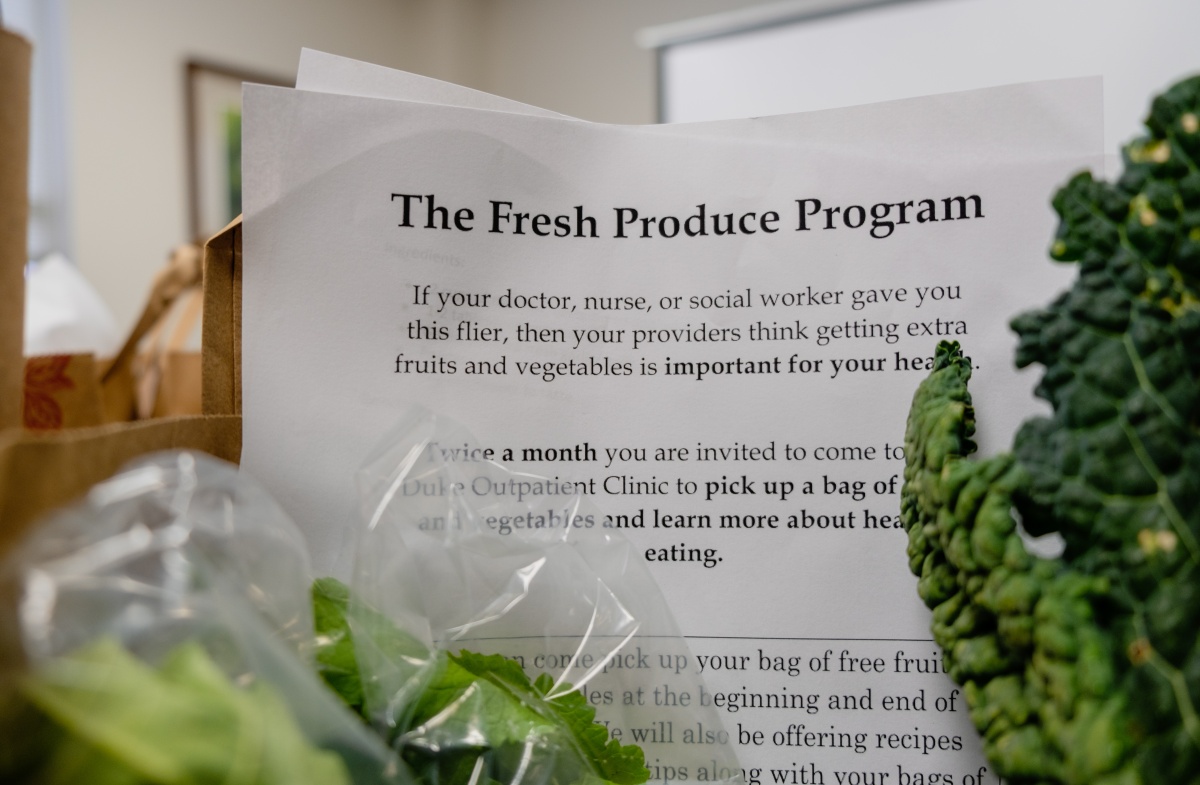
{"left": 313, "top": 578, "right": 650, "bottom": 785}
{"left": 532, "top": 674, "right": 650, "bottom": 785}
{"left": 312, "top": 576, "right": 431, "bottom": 722}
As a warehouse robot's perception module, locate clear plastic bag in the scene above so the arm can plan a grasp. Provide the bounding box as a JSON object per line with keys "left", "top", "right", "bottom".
{"left": 0, "top": 451, "right": 404, "bottom": 785}
{"left": 334, "top": 408, "right": 744, "bottom": 785}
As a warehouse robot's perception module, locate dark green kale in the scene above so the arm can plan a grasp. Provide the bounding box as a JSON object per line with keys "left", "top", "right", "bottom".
{"left": 312, "top": 578, "right": 650, "bottom": 785}
{"left": 901, "top": 76, "right": 1200, "bottom": 785}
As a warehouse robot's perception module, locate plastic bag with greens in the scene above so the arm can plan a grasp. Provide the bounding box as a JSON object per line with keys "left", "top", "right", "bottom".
{"left": 316, "top": 409, "right": 743, "bottom": 785}
{"left": 0, "top": 451, "right": 405, "bottom": 785}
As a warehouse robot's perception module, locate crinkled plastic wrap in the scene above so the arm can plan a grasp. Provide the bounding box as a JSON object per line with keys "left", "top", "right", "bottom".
{"left": 0, "top": 452, "right": 404, "bottom": 785}
{"left": 341, "top": 409, "right": 743, "bottom": 785}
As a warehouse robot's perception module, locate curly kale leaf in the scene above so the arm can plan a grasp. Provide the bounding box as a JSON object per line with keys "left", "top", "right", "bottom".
{"left": 901, "top": 75, "right": 1200, "bottom": 785}
{"left": 903, "top": 344, "right": 1135, "bottom": 784}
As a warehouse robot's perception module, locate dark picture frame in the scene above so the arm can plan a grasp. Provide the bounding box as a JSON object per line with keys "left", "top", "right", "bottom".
{"left": 184, "top": 59, "right": 291, "bottom": 242}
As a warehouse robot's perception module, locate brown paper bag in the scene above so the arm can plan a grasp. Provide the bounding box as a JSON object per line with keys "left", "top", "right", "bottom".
{"left": 20, "top": 244, "right": 206, "bottom": 429}
{"left": 202, "top": 218, "right": 242, "bottom": 417}
{"left": 0, "top": 29, "right": 30, "bottom": 431}
{"left": 22, "top": 354, "right": 104, "bottom": 430}
{"left": 0, "top": 221, "right": 244, "bottom": 554}
{"left": 0, "top": 0, "right": 233, "bottom": 520}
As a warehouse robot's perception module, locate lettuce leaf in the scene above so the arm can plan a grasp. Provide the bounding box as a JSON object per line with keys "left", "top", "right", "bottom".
{"left": 19, "top": 638, "right": 351, "bottom": 785}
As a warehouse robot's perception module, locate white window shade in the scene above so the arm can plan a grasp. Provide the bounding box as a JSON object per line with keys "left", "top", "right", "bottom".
{"left": 3, "top": 0, "right": 72, "bottom": 263}
{"left": 646, "top": 0, "right": 1200, "bottom": 150}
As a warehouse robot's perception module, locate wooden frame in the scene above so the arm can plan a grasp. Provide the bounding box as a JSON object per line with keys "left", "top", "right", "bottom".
{"left": 184, "top": 59, "right": 290, "bottom": 243}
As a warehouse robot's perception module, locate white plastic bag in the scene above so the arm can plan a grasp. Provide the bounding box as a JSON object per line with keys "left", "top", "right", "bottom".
{"left": 1, "top": 452, "right": 404, "bottom": 785}
{"left": 331, "top": 409, "right": 744, "bottom": 785}
{"left": 24, "top": 253, "right": 121, "bottom": 358}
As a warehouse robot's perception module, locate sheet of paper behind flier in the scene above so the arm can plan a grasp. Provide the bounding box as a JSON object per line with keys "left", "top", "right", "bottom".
{"left": 242, "top": 68, "right": 1102, "bottom": 784}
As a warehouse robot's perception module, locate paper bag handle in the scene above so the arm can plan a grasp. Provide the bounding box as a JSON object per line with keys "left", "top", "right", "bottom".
{"left": 101, "top": 243, "right": 203, "bottom": 385}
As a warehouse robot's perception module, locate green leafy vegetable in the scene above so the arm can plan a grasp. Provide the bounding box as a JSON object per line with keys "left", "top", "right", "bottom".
{"left": 312, "top": 577, "right": 650, "bottom": 785}
{"left": 17, "top": 637, "right": 351, "bottom": 785}
{"left": 901, "top": 76, "right": 1200, "bottom": 785}
{"left": 312, "top": 575, "right": 432, "bottom": 720}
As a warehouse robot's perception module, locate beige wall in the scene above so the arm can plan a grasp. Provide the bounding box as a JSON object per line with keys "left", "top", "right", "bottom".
{"left": 64, "top": 0, "right": 424, "bottom": 331}
{"left": 473, "top": 0, "right": 766, "bottom": 124}
{"left": 62, "top": 0, "right": 766, "bottom": 331}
